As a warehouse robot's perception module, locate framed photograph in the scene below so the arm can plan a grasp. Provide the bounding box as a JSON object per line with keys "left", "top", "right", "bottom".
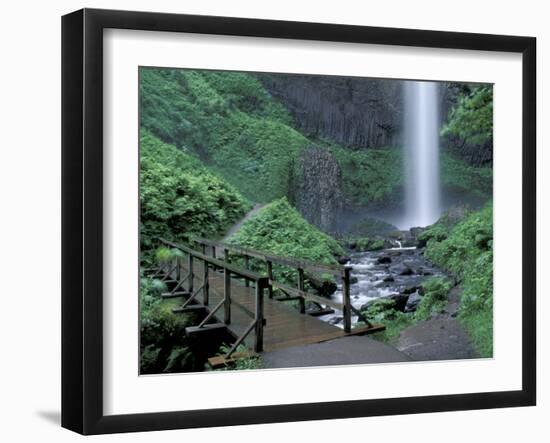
{"left": 61, "top": 8, "right": 536, "bottom": 435}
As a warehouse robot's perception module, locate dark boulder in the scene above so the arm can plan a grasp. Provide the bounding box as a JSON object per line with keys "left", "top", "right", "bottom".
{"left": 377, "top": 256, "right": 392, "bottom": 264}
{"left": 405, "top": 291, "right": 422, "bottom": 312}
{"left": 307, "top": 274, "right": 337, "bottom": 298}
{"left": 416, "top": 237, "right": 428, "bottom": 248}
{"left": 402, "top": 285, "right": 419, "bottom": 295}
{"left": 383, "top": 275, "right": 395, "bottom": 283}
{"left": 390, "top": 263, "right": 414, "bottom": 276}
{"left": 387, "top": 250, "right": 402, "bottom": 257}
{"left": 337, "top": 256, "right": 351, "bottom": 265}
{"left": 390, "top": 294, "right": 409, "bottom": 312}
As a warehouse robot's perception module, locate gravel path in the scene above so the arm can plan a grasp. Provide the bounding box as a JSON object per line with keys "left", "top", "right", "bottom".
{"left": 394, "top": 286, "right": 479, "bottom": 361}
{"left": 261, "top": 335, "right": 410, "bottom": 369}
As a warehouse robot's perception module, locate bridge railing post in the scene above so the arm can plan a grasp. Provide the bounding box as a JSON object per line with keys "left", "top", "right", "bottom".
{"left": 342, "top": 266, "right": 352, "bottom": 333}
{"left": 188, "top": 253, "right": 194, "bottom": 294}
{"left": 203, "top": 258, "right": 209, "bottom": 306}
{"left": 266, "top": 260, "right": 274, "bottom": 298}
{"left": 297, "top": 268, "right": 306, "bottom": 314}
{"left": 224, "top": 267, "right": 231, "bottom": 324}
{"left": 243, "top": 254, "right": 250, "bottom": 287}
{"left": 254, "top": 279, "right": 265, "bottom": 352}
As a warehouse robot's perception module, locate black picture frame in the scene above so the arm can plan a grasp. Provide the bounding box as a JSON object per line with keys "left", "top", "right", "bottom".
{"left": 61, "top": 8, "right": 536, "bottom": 435}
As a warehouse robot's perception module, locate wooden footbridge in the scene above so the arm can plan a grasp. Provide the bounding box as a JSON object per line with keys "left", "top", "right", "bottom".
{"left": 148, "top": 237, "right": 384, "bottom": 367}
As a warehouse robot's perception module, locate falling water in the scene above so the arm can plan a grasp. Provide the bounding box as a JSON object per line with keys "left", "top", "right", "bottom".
{"left": 404, "top": 81, "right": 441, "bottom": 228}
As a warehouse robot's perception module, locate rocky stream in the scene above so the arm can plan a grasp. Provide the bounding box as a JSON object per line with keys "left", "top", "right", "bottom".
{"left": 320, "top": 245, "right": 445, "bottom": 327}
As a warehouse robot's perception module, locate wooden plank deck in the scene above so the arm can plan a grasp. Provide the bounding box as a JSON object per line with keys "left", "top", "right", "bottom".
{"left": 175, "top": 261, "right": 348, "bottom": 352}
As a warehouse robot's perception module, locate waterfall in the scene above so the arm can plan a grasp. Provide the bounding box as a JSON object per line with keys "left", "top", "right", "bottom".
{"left": 404, "top": 81, "right": 441, "bottom": 228}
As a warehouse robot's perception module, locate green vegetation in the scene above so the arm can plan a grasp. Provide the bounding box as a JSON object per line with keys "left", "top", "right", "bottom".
{"left": 340, "top": 217, "right": 398, "bottom": 252}
{"left": 227, "top": 198, "right": 344, "bottom": 283}
{"left": 330, "top": 145, "right": 402, "bottom": 205}
{"left": 415, "top": 277, "right": 453, "bottom": 321}
{"left": 441, "top": 151, "right": 493, "bottom": 198}
{"left": 140, "top": 68, "right": 310, "bottom": 202}
{"left": 350, "top": 217, "right": 399, "bottom": 237}
{"left": 442, "top": 86, "right": 493, "bottom": 146}
{"left": 358, "top": 206, "right": 492, "bottom": 357}
{"left": 330, "top": 142, "right": 491, "bottom": 205}
{"left": 228, "top": 198, "right": 343, "bottom": 262}
{"left": 211, "top": 344, "right": 262, "bottom": 371}
{"left": 140, "top": 130, "right": 250, "bottom": 256}
{"left": 141, "top": 68, "right": 492, "bottom": 207}
{"left": 424, "top": 204, "right": 493, "bottom": 356}
{"left": 361, "top": 298, "right": 415, "bottom": 342}
{"left": 352, "top": 237, "right": 387, "bottom": 252}
{"left": 362, "top": 276, "right": 453, "bottom": 343}
{"left": 140, "top": 274, "right": 202, "bottom": 374}
{"left": 138, "top": 68, "right": 495, "bottom": 371}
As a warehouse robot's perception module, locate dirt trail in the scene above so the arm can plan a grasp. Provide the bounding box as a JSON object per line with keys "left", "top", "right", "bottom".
{"left": 222, "top": 203, "right": 264, "bottom": 242}
{"left": 394, "top": 286, "right": 479, "bottom": 361}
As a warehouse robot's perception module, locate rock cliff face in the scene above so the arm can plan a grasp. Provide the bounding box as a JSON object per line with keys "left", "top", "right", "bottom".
{"left": 261, "top": 75, "right": 492, "bottom": 167}
{"left": 292, "top": 147, "right": 343, "bottom": 232}
{"left": 260, "top": 74, "right": 403, "bottom": 148}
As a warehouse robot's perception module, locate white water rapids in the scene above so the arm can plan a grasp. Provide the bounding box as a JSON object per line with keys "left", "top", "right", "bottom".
{"left": 319, "top": 247, "right": 443, "bottom": 328}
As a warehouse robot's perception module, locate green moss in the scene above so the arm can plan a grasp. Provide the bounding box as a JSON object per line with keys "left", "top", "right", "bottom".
{"left": 361, "top": 299, "right": 415, "bottom": 343}
{"left": 355, "top": 237, "right": 371, "bottom": 251}
{"left": 329, "top": 145, "right": 403, "bottom": 205}
{"left": 415, "top": 277, "right": 453, "bottom": 321}
{"left": 369, "top": 239, "right": 387, "bottom": 251}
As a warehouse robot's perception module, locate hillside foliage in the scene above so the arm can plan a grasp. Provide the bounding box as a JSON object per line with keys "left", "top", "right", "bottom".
{"left": 140, "top": 130, "right": 250, "bottom": 256}
{"left": 423, "top": 204, "right": 493, "bottom": 356}
{"left": 227, "top": 198, "right": 344, "bottom": 283}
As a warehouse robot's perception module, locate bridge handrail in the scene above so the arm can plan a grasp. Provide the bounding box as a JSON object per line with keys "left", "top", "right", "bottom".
{"left": 192, "top": 236, "right": 345, "bottom": 275}
{"left": 191, "top": 236, "right": 354, "bottom": 333}
{"left": 160, "top": 238, "right": 267, "bottom": 283}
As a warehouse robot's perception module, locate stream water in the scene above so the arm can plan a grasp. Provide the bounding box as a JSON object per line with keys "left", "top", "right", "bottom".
{"left": 319, "top": 247, "right": 444, "bottom": 327}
